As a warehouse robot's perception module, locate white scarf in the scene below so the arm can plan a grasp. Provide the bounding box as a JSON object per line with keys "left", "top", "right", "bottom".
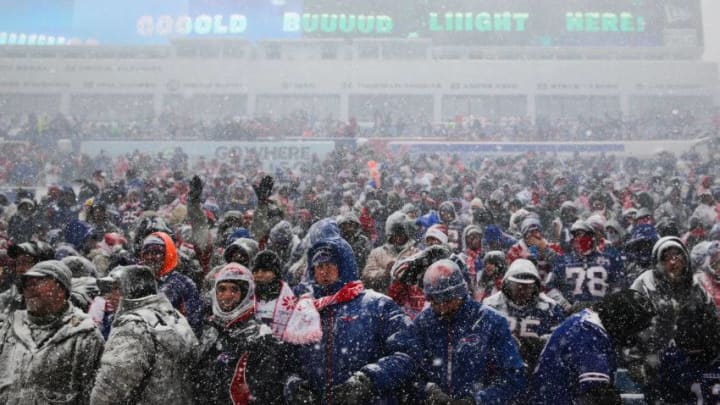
{"left": 256, "top": 281, "right": 296, "bottom": 339}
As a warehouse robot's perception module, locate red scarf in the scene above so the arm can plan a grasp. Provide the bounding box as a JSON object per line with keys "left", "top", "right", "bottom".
{"left": 314, "top": 280, "right": 364, "bottom": 311}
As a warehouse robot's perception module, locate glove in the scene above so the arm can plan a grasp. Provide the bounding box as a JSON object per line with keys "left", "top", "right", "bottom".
{"left": 332, "top": 372, "right": 374, "bottom": 405}
{"left": 286, "top": 379, "right": 317, "bottom": 405}
{"left": 395, "top": 245, "right": 451, "bottom": 285}
{"left": 253, "top": 175, "right": 274, "bottom": 203}
{"left": 425, "top": 383, "right": 452, "bottom": 405}
{"left": 188, "top": 175, "right": 203, "bottom": 203}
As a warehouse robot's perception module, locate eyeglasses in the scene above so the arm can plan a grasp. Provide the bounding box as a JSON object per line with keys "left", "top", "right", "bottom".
{"left": 662, "top": 253, "right": 686, "bottom": 263}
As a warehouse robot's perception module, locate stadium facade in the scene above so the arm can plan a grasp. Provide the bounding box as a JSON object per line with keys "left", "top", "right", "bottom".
{"left": 0, "top": 0, "right": 717, "bottom": 126}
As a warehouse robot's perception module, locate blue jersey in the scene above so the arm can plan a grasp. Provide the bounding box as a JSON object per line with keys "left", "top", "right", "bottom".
{"left": 547, "top": 250, "right": 624, "bottom": 305}
{"left": 483, "top": 292, "right": 565, "bottom": 341}
{"left": 529, "top": 309, "right": 617, "bottom": 405}
{"left": 483, "top": 291, "right": 565, "bottom": 372}
{"left": 659, "top": 347, "right": 720, "bottom": 404}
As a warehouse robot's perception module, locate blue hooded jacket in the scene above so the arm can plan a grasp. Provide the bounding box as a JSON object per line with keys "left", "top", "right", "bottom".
{"left": 290, "top": 220, "right": 414, "bottom": 403}
{"left": 398, "top": 299, "right": 525, "bottom": 404}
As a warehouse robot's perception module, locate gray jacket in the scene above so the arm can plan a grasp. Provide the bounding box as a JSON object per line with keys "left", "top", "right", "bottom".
{"left": 0, "top": 303, "right": 104, "bottom": 405}
{"left": 90, "top": 294, "right": 198, "bottom": 405}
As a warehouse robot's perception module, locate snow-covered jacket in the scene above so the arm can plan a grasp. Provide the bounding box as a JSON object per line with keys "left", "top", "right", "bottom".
{"left": 151, "top": 232, "right": 203, "bottom": 336}
{"left": 363, "top": 214, "right": 421, "bottom": 292}
{"left": 399, "top": 299, "right": 525, "bottom": 404}
{"left": 0, "top": 304, "right": 104, "bottom": 405}
{"left": 629, "top": 237, "right": 715, "bottom": 379}
{"left": 0, "top": 285, "right": 23, "bottom": 318}
{"left": 91, "top": 294, "right": 198, "bottom": 405}
{"left": 195, "top": 314, "right": 288, "bottom": 404}
{"left": 290, "top": 229, "right": 415, "bottom": 403}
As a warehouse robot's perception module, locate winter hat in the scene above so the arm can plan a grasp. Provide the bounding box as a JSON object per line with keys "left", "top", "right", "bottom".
{"left": 570, "top": 219, "right": 594, "bottom": 235}
{"left": 336, "top": 212, "right": 361, "bottom": 227}
{"left": 269, "top": 220, "right": 294, "bottom": 247}
{"left": 635, "top": 208, "right": 653, "bottom": 221}
{"left": 17, "top": 198, "right": 34, "bottom": 210}
{"left": 225, "top": 228, "right": 251, "bottom": 248}
{"left": 627, "top": 224, "right": 659, "bottom": 246}
{"left": 252, "top": 250, "right": 283, "bottom": 276}
{"left": 520, "top": 217, "right": 541, "bottom": 236}
{"left": 54, "top": 244, "right": 80, "bottom": 260}
{"left": 401, "top": 203, "right": 419, "bottom": 216}
{"left": 311, "top": 247, "right": 337, "bottom": 268}
{"left": 224, "top": 238, "right": 259, "bottom": 265}
{"left": 483, "top": 251, "right": 507, "bottom": 271}
{"left": 212, "top": 263, "right": 255, "bottom": 323}
{"left": 9, "top": 241, "right": 55, "bottom": 262}
{"left": 652, "top": 236, "right": 689, "bottom": 266}
{"left": 61, "top": 256, "right": 98, "bottom": 278}
{"left": 142, "top": 234, "right": 166, "bottom": 251}
{"left": 423, "top": 259, "right": 468, "bottom": 302}
{"left": 690, "top": 241, "right": 712, "bottom": 271}
{"left": 109, "top": 265, "right": 157, "bottom": 300}
{"left": 504, "top": 259, "right": 540, "bottom": 285}
{"left": 22, "top": 260, "right": 72, "bottom": 297}
{"left": 585, "top": 214, "right": 606, "bottom": 236}
{"left": 424, "top": 225, "right": 449, "bottom": 245}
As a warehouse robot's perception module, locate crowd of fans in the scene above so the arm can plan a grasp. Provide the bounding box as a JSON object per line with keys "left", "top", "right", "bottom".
{"left": 2, "top": 134, "right": 720, "bottom": 403}
{"left": 1, "top": 105, "right": 716, "bottom": 143}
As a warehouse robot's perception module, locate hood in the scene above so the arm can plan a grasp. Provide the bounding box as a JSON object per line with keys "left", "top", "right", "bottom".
{"left": 462, "top": 224, "right": 483, "bottom": 251}
{"left": 211, "top": 263, "right": 256, "bottom": 324}
{"left": 110, "top": 265, "right": 158, "bottom": 299}
{"left": 224, "top": 237, "right": 259, "bottom": 264}
{"left": 301, "top": 217, "right": 342, "bottom": 249}
{"left": 292, "top": 217, "right": 342, "bottom": 266}
{"left": 652, "top": 236, "right": 692, "bottom": 287}
{"left": 150, "top": 232, "right": 178, "bottom": 278}
{"left": 306, "top": 226, "right": 358, "bottom": 297}
{"left": 385, "top": 211, "right": 411, "bottom": 237}
{"left": 336, "top": 212, "right": 361, "bottom": 227}
{"left": 439, "top": 201, "right": 457, "bottom": 217}
{"left": 269, "top": 220, "right": 294, "bottom": 248}
{"left": 224, "top": 227, "right": 251, "bottom": 247}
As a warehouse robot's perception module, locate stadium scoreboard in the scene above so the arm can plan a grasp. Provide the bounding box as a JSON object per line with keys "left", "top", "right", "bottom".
{"left": 0, "top": 0, "right": 702, "bottom": 48}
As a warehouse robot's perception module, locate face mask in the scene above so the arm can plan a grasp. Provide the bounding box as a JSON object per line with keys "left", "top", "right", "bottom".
{"left": 255, "top": 280, "right": 281, "bottom": 300}
{"left": 572, "top": 235, "right": 595, "bottom": 256}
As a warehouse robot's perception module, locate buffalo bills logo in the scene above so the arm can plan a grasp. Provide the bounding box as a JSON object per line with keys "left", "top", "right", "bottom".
{"left": 340, "top": 315, "right": 359, "bottom": 322}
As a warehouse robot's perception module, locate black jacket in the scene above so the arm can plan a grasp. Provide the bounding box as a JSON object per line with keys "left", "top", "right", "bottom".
{"left": 194, "top": 315, "right": 289, "bottom": 404}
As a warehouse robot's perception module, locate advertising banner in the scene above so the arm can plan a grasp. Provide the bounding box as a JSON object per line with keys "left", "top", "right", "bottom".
{"left": 0, "top": 0, "right": 702, "bottom": 47}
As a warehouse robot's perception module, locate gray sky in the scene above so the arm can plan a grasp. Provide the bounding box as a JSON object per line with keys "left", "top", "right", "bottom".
{"left": 703, "top": 0, "right": 720, "bottom": 63}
